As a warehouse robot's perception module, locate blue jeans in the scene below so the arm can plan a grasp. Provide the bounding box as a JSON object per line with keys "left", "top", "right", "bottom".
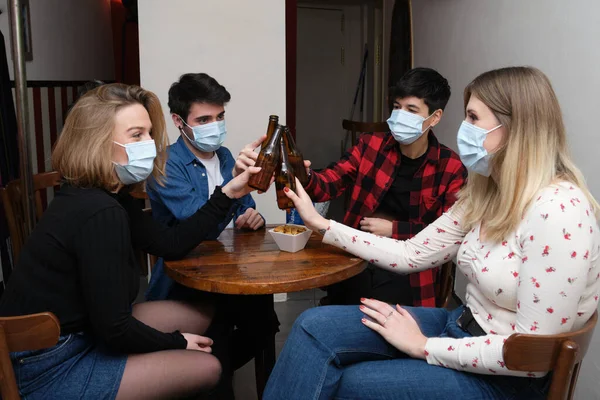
{"left": 264, "top": 306, "right": 549, "bottom": 400}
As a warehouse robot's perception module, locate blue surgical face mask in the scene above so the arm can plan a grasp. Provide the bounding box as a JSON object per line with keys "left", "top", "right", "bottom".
{"left": 456, "top": 121, "right": 502, "bottom": 177}
{"left": 113, "top": 140, "right": 156, "bottom": 185}
{"left": 180, "top": 117, "right": 227, "bottom": 152}
{"left": 387, "top": 109, "right": 435, "bottom": 145}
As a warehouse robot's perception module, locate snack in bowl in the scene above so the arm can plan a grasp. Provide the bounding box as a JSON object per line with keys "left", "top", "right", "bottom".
{"left": 269, "top": 224, "right": 313, "bottom": 253}
{"left": 273, "top": 225, "right": 307, "bottom": 235}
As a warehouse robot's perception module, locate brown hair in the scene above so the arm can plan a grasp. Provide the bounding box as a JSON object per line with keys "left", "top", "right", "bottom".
{"left": 52, "top": 83, "right": 168, "bottom": 191}
{"left": 457, "top": 66, "right": 598, "bottom": 242}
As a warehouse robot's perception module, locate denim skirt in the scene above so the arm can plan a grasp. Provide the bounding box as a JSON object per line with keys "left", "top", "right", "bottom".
{"left": 10, "top": 332, "right": 127, "bottom": 399}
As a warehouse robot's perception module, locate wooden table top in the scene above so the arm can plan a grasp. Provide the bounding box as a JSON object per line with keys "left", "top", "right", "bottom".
{"left": 164, "top": 226, "right": 367, "bottom": 295}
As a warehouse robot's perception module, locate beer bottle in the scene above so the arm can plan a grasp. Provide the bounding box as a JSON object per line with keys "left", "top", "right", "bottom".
{"left": 264, "top": 115, "right": 279, "bottom": 145}
{"left": 248, "top": 125, "right": 283, "bottom": 191}
{"left": 275, "top": 136, "right": 296, "bottom": 210}
{"left": 283, "top": 127, "right": 309, "bottom": 186}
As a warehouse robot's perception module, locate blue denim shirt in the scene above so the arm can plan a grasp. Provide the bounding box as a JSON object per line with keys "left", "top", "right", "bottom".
{"left": 145, "top": 136, "right": 260, "bottom": 300}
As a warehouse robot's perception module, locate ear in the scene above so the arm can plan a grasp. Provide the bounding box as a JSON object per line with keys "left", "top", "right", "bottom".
{"left": 171, "top": 113, "right": 184, "bottom": 130}
{"left": 429, "top": 109, "right": 444, "bottom": 128}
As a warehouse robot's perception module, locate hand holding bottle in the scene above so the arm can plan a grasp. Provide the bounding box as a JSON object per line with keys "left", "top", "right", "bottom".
{"left": 233, "top": 135, "right": 266, "bottom": 177}
{"left": 282, "top": 178, "right": 330, "bottom": 232}
{"left": 222, "top": 166, "right": 265, "bottom": 199}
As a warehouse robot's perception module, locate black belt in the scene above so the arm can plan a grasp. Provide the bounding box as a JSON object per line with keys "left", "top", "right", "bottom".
{"left": 456, "top": 307, "right": 487, "bottom": 337}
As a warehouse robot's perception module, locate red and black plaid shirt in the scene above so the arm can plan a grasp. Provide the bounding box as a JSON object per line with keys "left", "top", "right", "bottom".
{"left": 305, "top": 131, "right": 467, "bottom": 307}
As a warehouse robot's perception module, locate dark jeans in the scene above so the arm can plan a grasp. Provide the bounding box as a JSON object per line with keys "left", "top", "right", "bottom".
{"left": 169, "top": 283, "right": 280, "bottom": 399}
{"left": 327, "top": 264, "right": 414, "bottom": 305}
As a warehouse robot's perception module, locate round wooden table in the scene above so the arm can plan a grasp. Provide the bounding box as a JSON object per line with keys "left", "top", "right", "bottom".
{"left": 164, "top": 226, "right": 367, "bottom": 295}
{"left": 164, "top": 226, "right": 366, "bottom": 398}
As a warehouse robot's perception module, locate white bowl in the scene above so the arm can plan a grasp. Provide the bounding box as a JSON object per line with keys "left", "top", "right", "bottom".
{"left": 268, "top": 225, "right": 313, "bottom": 253}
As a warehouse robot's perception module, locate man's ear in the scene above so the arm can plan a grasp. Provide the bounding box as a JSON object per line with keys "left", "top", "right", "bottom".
{"left": 429, "top": 109, "right": 443, "bottom": 128}
{"left": 172, "top": 113, "right": 184, "bottom": 130}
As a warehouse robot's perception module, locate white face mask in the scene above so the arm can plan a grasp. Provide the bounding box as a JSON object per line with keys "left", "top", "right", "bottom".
{"left": 179, "top": 117, "right": 227, "bottom": 152}
{"left": 113, "top": 140, "right": 156, "bottom": 185}
{"left": 387, "top": 109, "right": 435, "bottom": 145}
{"left": 456, "top": 121, "right": 502, "bottom": 177}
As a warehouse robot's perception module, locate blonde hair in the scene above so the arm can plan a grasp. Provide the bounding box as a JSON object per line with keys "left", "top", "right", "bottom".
{"left": 52, "top": 83, "right": 168, "bottom": 191}
{"left": 457, "top": 66, "right": 599, "bottom": 242}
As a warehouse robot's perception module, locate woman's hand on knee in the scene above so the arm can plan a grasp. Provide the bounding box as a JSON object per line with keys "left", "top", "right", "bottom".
{"left": 359, "top": 299, "right": 428, "bottom": 360}
{"left": 182, "top": 333, "right": 213, "bottom": 352}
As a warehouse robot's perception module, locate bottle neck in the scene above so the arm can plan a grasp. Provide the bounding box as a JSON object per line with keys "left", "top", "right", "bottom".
{"left": 265, "top": 127, "right": 283, "bottom": 151}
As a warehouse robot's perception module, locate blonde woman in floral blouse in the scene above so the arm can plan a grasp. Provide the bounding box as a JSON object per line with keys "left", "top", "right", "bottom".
{"left": 263, "top": 67, "right": 600, "bottom": 400}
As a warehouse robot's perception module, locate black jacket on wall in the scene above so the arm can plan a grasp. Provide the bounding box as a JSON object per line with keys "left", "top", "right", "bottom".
{"left": 0, "top": 30, "right": 19, "bottom": 294}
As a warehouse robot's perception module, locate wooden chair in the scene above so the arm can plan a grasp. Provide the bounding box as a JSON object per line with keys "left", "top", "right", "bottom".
{"left": 0, "top": 172, "right": 62, "bottom": 263}
{"left": 504, "top": 311, "right": 598, "bottom": 400}
{"left": 0, "top": 312, "right": 60, "bottom": 400}
{"left": 341, "top": 119, "right": 389, "bottom": 154}
{"left": 435, "top": 261, "right": 456, "bottom": 308}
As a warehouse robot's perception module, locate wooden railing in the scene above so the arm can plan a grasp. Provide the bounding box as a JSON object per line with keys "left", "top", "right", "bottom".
{"left": 9, "top": 80, "right": 91, "bottom": 206}
{"left": 11, "top": 80, "right": 87, "bottom": 173}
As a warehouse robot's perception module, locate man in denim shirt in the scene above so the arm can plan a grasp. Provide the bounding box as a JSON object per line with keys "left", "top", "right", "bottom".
{"left": 146, "top": 73, "right": 279, "bottom": 393}
{"left": 147, "top": 73, "right": 266, "bottom": 299}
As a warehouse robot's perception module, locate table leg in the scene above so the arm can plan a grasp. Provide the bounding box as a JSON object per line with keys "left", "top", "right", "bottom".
{"left": 254, "top": 293, "right": 277, "bottom": 399}
{"left": 254, "top": 333, "right": 276, "bottom": 399}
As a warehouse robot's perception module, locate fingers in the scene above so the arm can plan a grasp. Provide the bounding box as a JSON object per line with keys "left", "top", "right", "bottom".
{"left": 247, "top": 135, "right": 267, "bottom": 150}
{"left": 238, "top": 166, "right": 262, "bottom": 184}
{"left": 237, "top": 153, "right": 256, "bottom": 166}
{"left": 395, "top": 305, "right": 416, "bottom": 324}
{"left": 283, "top": 186, "right": 300, "bottom": 201}
{"left": 361, "top": 298, "right": 395, "bottom": 316}
{"left": 250, "top": 218, "right": 264, "bottom": 230}
{"left": 235, "top": 208, "right": 252, "bottom": 228}
{"left": 303, "top": 159, "right": 312, "bottom": 168}
{"left": 361, "top": 317, "right": 383, "bottom": 333}
{"left": 359, "top": 304, "right": 387, "bottom": 326}
{"left": 194, "top": 336, "right": 214, "bottom": 346}
{"left": 196, "top": 346, "right": 212, "bottom": 353}
{"left": 294, "top": 177, "right": 310, "bottom": 200}
{"left": 246, "top": 166, "right": 261, "bottom": 175}
{"left": 247, "top": 210, "right": 263, "bottom": 230}
{"left": 359, "top": 218, "right": 371, "bottom": 232}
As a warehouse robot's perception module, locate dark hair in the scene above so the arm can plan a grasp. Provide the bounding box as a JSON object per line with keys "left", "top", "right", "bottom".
{"left": 65, "top": 80, "right": 106, "bottom": 116}
{"left": 389, "top": 67, "right": 451, "bottom": 113}
{"left": 168, "top": 73, "right": 231, "bottom": 122}
{"left": 77, "top": 80, "right": 105, "bottom": 98}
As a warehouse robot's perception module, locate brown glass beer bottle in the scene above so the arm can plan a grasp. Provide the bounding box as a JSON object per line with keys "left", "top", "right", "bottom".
{"left": 264, "top": 115, "right": 279, "bottom": 145}
{"left": 283, "top": 126, "right": 309, "bottom": 186}
{"left": 275, "top": 136, "right": 297, "bottom": 210}
{"left": 248, "top": 125, "right": 283, "bottom": 191}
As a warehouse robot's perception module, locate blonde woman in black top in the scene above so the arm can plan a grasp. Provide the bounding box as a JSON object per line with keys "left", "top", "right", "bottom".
{"left": 0, "top": 83, "right": 264, "bottom": 399}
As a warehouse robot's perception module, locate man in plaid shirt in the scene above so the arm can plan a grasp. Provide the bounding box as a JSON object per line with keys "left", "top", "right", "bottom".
{"left": 305, "top": 68, "right": 467, "bottom": 307}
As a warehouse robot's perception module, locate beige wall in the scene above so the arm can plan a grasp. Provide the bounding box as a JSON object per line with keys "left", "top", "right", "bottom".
{"left": 0, "top": 0, "right": 114, "bottom": 81}
{"left": 138, "top": 0, "right": 287, "bottom": 223}
{"left": 412, "top": 1, "right": 600, "bottom": 398}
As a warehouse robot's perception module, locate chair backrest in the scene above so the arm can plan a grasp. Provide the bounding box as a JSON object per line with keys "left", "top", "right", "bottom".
{"left": 0, "top": 312, "right": 60, "bottom": 400}
{"left": 342, "top": 120, "right": 389, "bottom": 153}
{"left": 342, "top": 120, "right": 390, "bottom": 134}
{"left": 503, "top": 311, "right": 598, "bottom": 400}
{"left": 0, "top": 172, "right": 62, "bottom": 263}
{"left": 435, "top": 261, "right": 455, "bottom": 308}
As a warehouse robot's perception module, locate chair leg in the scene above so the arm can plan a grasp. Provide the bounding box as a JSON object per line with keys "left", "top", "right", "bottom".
{"left": 567, "top": 362, "right": 582, "bottom": 400}
{"left": 547, "top": 341, "right": 578, "bottom": 400}
{"left": 0, "top": 327, "right": 20, "bottom": 400}
{"left": 254, "top": 334, "right": 276, "bottom": 399}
